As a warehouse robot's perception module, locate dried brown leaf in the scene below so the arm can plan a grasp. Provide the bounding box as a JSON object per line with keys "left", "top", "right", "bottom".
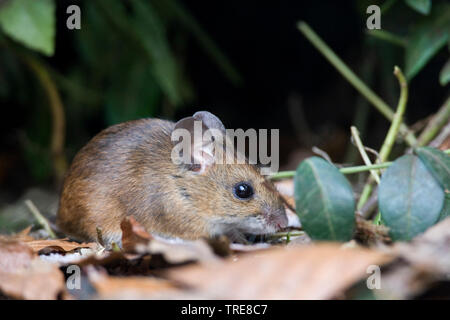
{"left": 377, "top": 218, "right": 450, "bottom": 299}
{"left": 166, "top": 243, "right": 393, "bottom": 299}
{"left": 0, "top": 239, "right": 66, "bottom": 299}
{"left": 25, "top": 239, "right": 97, "bottom": 254}
{"left": 0, "top": 239, "right": 35, "bottom": 273}
{"left": 0, "top": 259, "right": 66, "bottom": 300}
{"left": 121, "top": 216, "right": 153, "bottom": 252}
{"left": 87, "top": 267, "right": 180, "bottom": 299}
{"left": 0, "top": 227, "right": 97, "bottom": 254}
{"left": 120, "top": 216, "right": 218, "bottom": 265}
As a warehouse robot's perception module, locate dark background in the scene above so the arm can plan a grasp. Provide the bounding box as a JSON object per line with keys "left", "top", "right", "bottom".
{"left": 0, "top": 0, "right": 448, "bottom": 203}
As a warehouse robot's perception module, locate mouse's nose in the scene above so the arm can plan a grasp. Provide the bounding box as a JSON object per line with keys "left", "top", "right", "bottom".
{"left": 275, "top": 208, "right": 288, "bottom": 229}
{"left": 265, "top": 206, "right": 288, "bottom": 230}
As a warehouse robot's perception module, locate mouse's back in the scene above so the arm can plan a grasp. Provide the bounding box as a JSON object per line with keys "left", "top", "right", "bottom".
{"left": 56, "top": 118, "right": 175, "bottom": 243}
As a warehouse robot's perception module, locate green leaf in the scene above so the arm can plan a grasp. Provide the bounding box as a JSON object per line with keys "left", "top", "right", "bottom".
{"left": 294, "top": 157, "right": 356, "bottom": 241}
{"left": 0, "top": 0, "right": 55, "bottom": 56}
{"left": 405, "top": 4, "right": 450, "bottom": 80}
{"left": 415, "top": 146, "right": 450, "bottom": 190}
{"left": 404, "top": 0, "right": 431, "bottom": 15}
{"left": 379, "top": 155, "right": 444, "bottom": 241}
{"left": 438, "top": 193, "right": 450, "bottom": 222}
{"left": 439, "top": 58, "right": 450, "bottom": 86}
{"left": 415, "top": 147, "right": 450, "bottom": 222}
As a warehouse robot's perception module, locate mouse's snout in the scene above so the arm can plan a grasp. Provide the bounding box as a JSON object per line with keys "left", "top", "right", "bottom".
{"left": 264, "top": 206, "right": 288, "bottom": 230}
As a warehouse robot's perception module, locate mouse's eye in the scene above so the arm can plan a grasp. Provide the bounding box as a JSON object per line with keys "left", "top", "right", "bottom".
{"left": 233, "top": 182, "right": 254, "bottom": 200}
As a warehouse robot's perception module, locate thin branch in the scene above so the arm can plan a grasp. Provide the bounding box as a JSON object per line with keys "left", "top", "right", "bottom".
{"left": 430, "top": 121, "right": 450, "bottom": 148}
{"left": 312, "top": 146, "right": 333, "bottom": 163}
{"left": 417, "top": 96, "right": 450, "bottom": 147}
{"left": 270, "top": 162, "right": 393, "bottom": 180}
{"left": 378, "top": 66, "right": 408, "bottom": 162}
{"left": 24, "top": 200, "right": 57, "bottom": 239}
{"left": 350, "top": 126, "right": 380, "bottom": 184}
{"left": 297, "top": 21, "right": 417, "bottom": 147}
{"left": 270, "top": 149, "right": 449, "bottom": 180}
{"left": 358, "top": 191, "right": 379, "bottom": 219}
{"left": 358, "top": 66, "right": 408, "bottom": 212}
{"left": 268, "top": 231, "right": 305, "bottom": 239}
{"left": 366, "top": 30, "right": 407, "bottom": 47}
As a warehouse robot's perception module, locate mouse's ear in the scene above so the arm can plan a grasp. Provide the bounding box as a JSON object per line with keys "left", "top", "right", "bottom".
{"left": 172, "top": 111, "right": 226, "bottom": 174}
{"left": 192, "top": 111, "right": 226, "bottom": 134}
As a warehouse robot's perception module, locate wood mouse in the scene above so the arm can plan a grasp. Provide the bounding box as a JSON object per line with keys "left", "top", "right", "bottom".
{"left": 56, "top": 111, "right": 288, "bottom": 244}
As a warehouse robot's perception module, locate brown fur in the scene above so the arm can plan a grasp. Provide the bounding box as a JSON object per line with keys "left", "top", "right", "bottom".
{"left": 57, "top": 117, "right": 287, "bottom": 243}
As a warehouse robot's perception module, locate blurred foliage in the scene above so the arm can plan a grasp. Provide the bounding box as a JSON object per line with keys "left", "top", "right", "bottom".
{"left": 343, "top": 0, "right": 449, "bottom": 163}
{"left": 404, "top": 0, "right": 431, "bottom": 15}
{"left": 357, "top": 0, "right": 450, "bottom": 84}
{"left": 404, "top": 2, "right": 450, "bottom": 80}
{"left": 0, "top": 0, "right": 448, "bottom": 185}
{"left": 0, "top": 0, "right": 55, "bottom": 55}
{"left": 0, "top": 0, "right": 241, "bottom": 183}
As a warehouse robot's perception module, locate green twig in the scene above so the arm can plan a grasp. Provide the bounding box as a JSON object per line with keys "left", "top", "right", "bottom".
{"left": 24, "top": 199, "right": 57, "bottom": 239}
{"left": 270, "top": 162, "right": 393, "bottom": 180}
{"left": 270, "top": 149, "right": 450, "bottom": 180}
{"left": 378, "top": 66, "right": 408, "bottom": 163}
{"left": 357, "top": 184, "right": 374, "bottom": 211}
{"left": 351, "top": 126, "right": 380, "bottom": 184}
{"left": 270, "top": 171, "right": 296, "bottom": 180}
{"left": 339, "top": 162, "right": 393, "bottom": 174}
{"left": 366, "top": 30, "right": 407, "bottom": 47}
{"left": 417, "top": 96, "right": 450, "bottom": 147}
{"left": 268, "top": 231, "right": 305, "bottom": 239}
{"left": 111, "top": 242, "right": 121, "bottom": 252}
{"left": 358, "top": 66, "right": 408, "bottom": 214}
{"left": 297, "top": 21, "right": 417, "bottom": 147}
{"left": 430, "top": 121, "right": 450, "bottom": 148}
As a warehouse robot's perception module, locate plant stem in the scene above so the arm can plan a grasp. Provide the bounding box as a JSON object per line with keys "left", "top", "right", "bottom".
{"left": 297, "top": 21, "right": 417, "bottom": 147}
{"left": 268, "top": 231, "right": 305, "bottom": 238}
{"left": 366, "top": 30, "right": 407, "bottom": 47}
{"left": 430, "top": 121, "right": 450, "bottom": 148}
{"left": 358, "top": 66, "right": 408, "bottom": 214}
{"left": 269, "top": 150, "right": 450, "bottom": 180}
{"left": 111, "top": 242, "right": 121, "bottom": 252}
{"left": 270, "top": 171, "right": 296, "bottom": 180}
{"left": 270, "top": 162, "right": 393, "bottom": 180}
{"left": 378, "top": 66, "right": 408, "bottom": 163}
{"left": 24, "top": 200, "right": 57, "bottom": 239}
{"left": 417, "top": 96, "right": 450, "bottom": 147}
{"left": 350, "top": 126, "right": 380, "bottom": 184}
{"left": 357, "top": 183, "right": 374, "bottom": 210}
{"left": 339, "top": 162, "right": 393, "bottom": 174}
